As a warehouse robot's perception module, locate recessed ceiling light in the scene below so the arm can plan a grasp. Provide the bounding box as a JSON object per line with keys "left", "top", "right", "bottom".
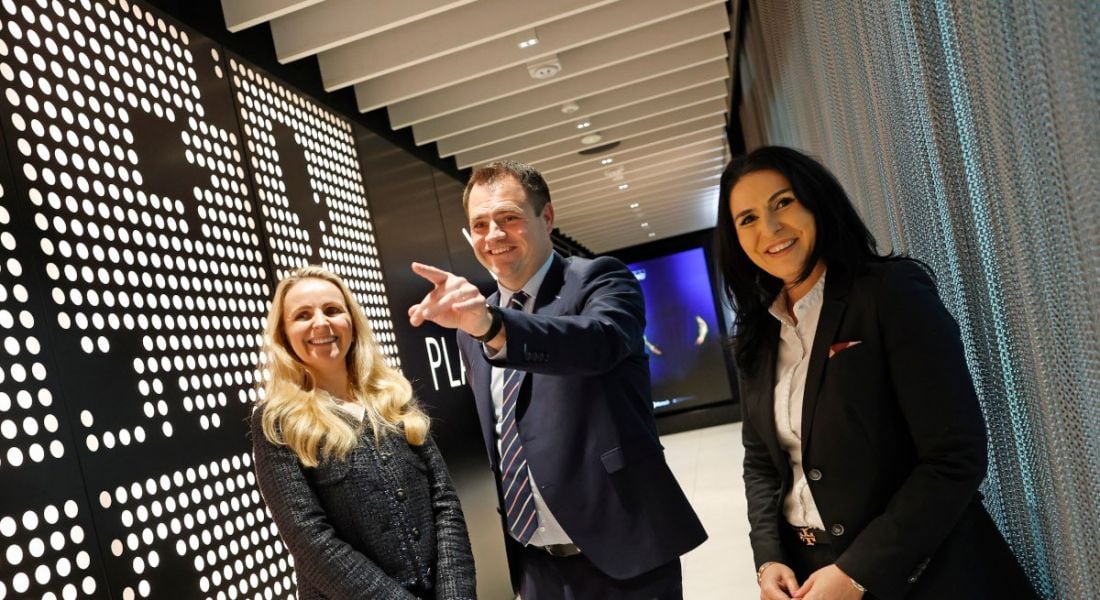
{"left": 640, "top": 222, "right": 649, "bottom": 228}
{"left": 618, "top": 183, "right": 629, "bottom": 190}
{"left": 516, "top": 28, "right": 540, "bottom": 49}
{"left": 629, "top": 203, "right": 640, "bottom": 209}
{"left": 600, "top": 158, "right": 614, "bottom": 165}
{"left": 561, "top": 101, "right": 580, "bottom": 114}
{"left": 580, "top": 133, "right": 603, "bottom": 145}
{"left": 576, "top": 121, "right": 591, "bottom": 129}
{"left": 527, "top": 55, "right": 561, "bottom": 80}
{"left": 648, "top": 232, "right": 656, "bottom": 238}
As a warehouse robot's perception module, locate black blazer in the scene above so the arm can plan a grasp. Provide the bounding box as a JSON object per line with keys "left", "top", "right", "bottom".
{"left": 457, "top": 254, "right": 707, "bottom": 584}
{"left": 250, "top": 408, "right": 476, "bottom": 600}
{"left": 741, "top": 259, "right": 1035, "bottom": 600}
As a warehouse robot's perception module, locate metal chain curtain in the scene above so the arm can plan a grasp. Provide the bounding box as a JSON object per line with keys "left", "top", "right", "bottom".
{"left": 737, "top": 1, "right": 1099, "bottom": 598}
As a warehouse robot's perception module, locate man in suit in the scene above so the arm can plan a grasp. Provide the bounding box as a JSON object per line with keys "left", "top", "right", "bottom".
{"left": 408, "top": 161, "right": 707, "bottom": 599}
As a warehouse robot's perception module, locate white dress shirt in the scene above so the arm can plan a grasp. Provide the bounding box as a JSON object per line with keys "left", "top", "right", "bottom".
{"left": 484, "top": 253, "right": 572, "bottom": 546}
{"left": 768, "top": 272, "right": 827, "bottom": 530}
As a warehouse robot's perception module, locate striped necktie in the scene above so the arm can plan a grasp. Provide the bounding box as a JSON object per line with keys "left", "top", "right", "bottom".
{"left": 499, "top": 290, "right": 539, "bottom": 544}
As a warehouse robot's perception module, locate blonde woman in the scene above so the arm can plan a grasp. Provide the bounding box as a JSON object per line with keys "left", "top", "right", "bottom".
{"left": 251, "top": 265, "right": 476, "bottom": 600}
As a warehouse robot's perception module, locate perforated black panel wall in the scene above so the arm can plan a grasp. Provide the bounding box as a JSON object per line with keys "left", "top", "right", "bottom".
{"left": 0, "top": 1, "right": 402, "bottom": 597}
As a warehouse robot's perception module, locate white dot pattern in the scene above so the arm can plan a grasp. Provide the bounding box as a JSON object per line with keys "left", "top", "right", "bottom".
{"left": 229, "top": 60, "right": 401, "bottom": 367}
{"left": 0, "top": 0, "right": 269, "bottom": 453}
{"left": 0, "top": 0, "right": 404, "bottom": 598}
{"left": 97, "top": 453, "right": 295, "bottom": 600}
{"left": 0, "top": 500, "right": 98, "bottom": 600}
{"left": 0, "top": 174, "right": 64, "bottom": 473}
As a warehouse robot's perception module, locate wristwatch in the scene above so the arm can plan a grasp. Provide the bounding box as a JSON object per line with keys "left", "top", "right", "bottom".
{"left": 472, "top": 305, "right": 503, "bottom": 343}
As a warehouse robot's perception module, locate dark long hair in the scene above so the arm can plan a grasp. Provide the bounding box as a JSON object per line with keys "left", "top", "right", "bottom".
{"left": 714, "top": 146, "right": 881, "bottom": 374}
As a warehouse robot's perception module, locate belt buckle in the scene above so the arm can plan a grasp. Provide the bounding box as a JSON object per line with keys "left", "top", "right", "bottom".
{"left": 797, "top": 527, "right": 817, "bottom": 546}
{"left": 543, "top": 543, "right": 580, "bottom": 557}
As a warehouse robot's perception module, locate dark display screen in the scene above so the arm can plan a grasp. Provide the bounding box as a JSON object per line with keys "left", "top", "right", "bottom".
{"left": 629, "top": 247, "right": 734, "bottom": 414}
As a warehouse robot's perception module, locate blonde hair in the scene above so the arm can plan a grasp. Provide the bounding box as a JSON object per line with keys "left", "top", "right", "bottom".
{"left": 258, "top": 265, "right": 429, "bottom": 467}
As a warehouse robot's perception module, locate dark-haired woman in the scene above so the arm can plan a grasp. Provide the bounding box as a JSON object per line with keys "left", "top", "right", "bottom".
{"left": 715, "top": 147, "right": 1036, "bottom": 600}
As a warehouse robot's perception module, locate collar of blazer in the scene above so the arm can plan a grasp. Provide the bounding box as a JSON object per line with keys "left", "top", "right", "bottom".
{"left": 487, "top": 252, "right": 565, "bottom": 313}
{"left": 533, "top": 252, "right": 566, "bottom": 310}
{"left": 799, "top": 270, "right": 851, "bottom": 457}
{"left": 744, "top": 268, "right": 853, "bottom": 464}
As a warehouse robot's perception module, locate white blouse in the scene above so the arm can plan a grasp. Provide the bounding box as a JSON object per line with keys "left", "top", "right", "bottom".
{"left": 768, "top": 273, "right": 827, "bottom": 530}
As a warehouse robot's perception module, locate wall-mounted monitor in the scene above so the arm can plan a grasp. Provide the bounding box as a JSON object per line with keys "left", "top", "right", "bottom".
{"left": 627, "top": 247, "right": 734, "bottom": 415}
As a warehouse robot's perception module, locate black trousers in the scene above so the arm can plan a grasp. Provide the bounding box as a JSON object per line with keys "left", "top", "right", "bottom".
{"left": 518, "top": 545, "right": 683, "bottom": 600}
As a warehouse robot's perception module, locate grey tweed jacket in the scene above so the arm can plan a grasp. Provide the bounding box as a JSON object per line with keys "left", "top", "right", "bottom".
{"left": 250, "top": 408, "right": 476, "bottom": 599}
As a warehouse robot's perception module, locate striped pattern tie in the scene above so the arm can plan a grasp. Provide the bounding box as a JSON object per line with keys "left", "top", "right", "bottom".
{"left": 499, "top": 290, "right": 539, "bottom": 544}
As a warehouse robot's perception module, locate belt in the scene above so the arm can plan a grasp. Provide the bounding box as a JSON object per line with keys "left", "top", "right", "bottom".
{"left": 537, "top": 543, "right": 582, "bottom": 557}
{"left": 787, "top": 525, "right": 833, "bottom": 546}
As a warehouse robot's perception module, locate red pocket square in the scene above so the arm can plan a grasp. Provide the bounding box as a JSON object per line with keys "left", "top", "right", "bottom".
{"left": 828, "top": 340, "right": 862, "bottom": 358}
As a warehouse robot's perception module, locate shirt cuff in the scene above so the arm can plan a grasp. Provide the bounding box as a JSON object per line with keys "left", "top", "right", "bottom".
{"left": 482, "top": 342, "right": 506, "bottom": 360}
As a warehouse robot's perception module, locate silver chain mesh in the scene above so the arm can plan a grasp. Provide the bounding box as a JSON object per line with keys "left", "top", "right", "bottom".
{"left": 739, "top": 1, "right": 1100, "bottom": 597}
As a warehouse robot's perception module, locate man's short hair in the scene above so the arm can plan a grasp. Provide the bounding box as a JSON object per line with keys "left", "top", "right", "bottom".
{"left": 462, "top": 160, "right": 551, "bottom": 216}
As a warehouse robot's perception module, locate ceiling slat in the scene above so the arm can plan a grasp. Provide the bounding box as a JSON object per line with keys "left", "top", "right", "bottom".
{"left": 535, "top": 118, "right": 726, "bottom": 174}
{"left": 575, "top": 208, "right": 718, "bottom": 238}
{"left": 513, "top": 103, "right": 727, "bottom": 168}
{"left": 555, "top": 185, "right": 721, "bottom": 225}
{"left": 347, "top": 0, "right": 724, "bottom": 104}
{"left": 553, "top": 164, "right": 725, "bottom": 209}
{"left": 221, "top": 0, "right": 325, "bottom": 32}
{"left": 415, "top": 56, "right": 726, "bottom": 147}
{"left": 271, "top": 0, "right": 477, "bottom": 63}
{"left": 580, "top": 214, "right": 718, "bottom": 253}
{"left": 454, "top": 82, "right": 728, "bottom": 168}
{"left": 386, "top": 6, "right": 729, "bottom": 126}
{"left": 432, "top": 61, "right": 728, "bottom": 153}
{"left": 544, "top": 128, "right": 727, "bottom": 183}
{"left": 561, "top": 196, "right": 720, "bottom": 237}
{"left": 319, "top": 0, "right": 620, "bottom": 90}
{"left": 551, "top": 142, "right": 727, "bottom": 194}
{"left": 553, "top": 150, "right": 727, "bottom": 202}
{"left": 401, "top": 37, "right": 727, "bottom": 133}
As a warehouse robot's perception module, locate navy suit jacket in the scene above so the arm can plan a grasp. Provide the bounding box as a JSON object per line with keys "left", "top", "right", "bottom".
{"left": 457, "top": 253, "right": 707, "bottom": 583}
{"left": 741, "top": 259, "right": 1035, "bottom": 600}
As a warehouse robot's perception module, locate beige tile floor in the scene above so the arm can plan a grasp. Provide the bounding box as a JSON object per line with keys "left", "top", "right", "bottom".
{"left": 662, "top": 421, "right": 759, "bottom": 599}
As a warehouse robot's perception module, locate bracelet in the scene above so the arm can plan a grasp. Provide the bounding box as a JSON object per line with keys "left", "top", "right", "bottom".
{"left": 850, "top": 578, "right": 867, "bottom": 593}
{"left": 756, "top": 562, "right": 778, "bottom": 584}
{"left": 472, "top": 305, "right": 502, "bottom": 343}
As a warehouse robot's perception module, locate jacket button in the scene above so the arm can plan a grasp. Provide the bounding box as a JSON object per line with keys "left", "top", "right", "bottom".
{"left": 396, "top": 489, "right": 405, "bottom": 501}
{"left": 830, "top": 524, "right": 845, "bottom": 536}
{"left": 807, "top": 468, "right": 822, "bottom": 481}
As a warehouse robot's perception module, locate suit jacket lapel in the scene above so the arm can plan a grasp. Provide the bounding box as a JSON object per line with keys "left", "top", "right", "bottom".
{"left": 472, "top": 290, "right": 500, "bottom": 463}
{"left": 747, "top": 319, "right": 785, "bottom": 469}
{"left": 800, "top": 272, "right": 849, "bottom": 456}
{"left": 513, "top": 254, "right": 561, "bottom": 421}
{"left": 533, "top": 253, "right": 565, "bottom": 312}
